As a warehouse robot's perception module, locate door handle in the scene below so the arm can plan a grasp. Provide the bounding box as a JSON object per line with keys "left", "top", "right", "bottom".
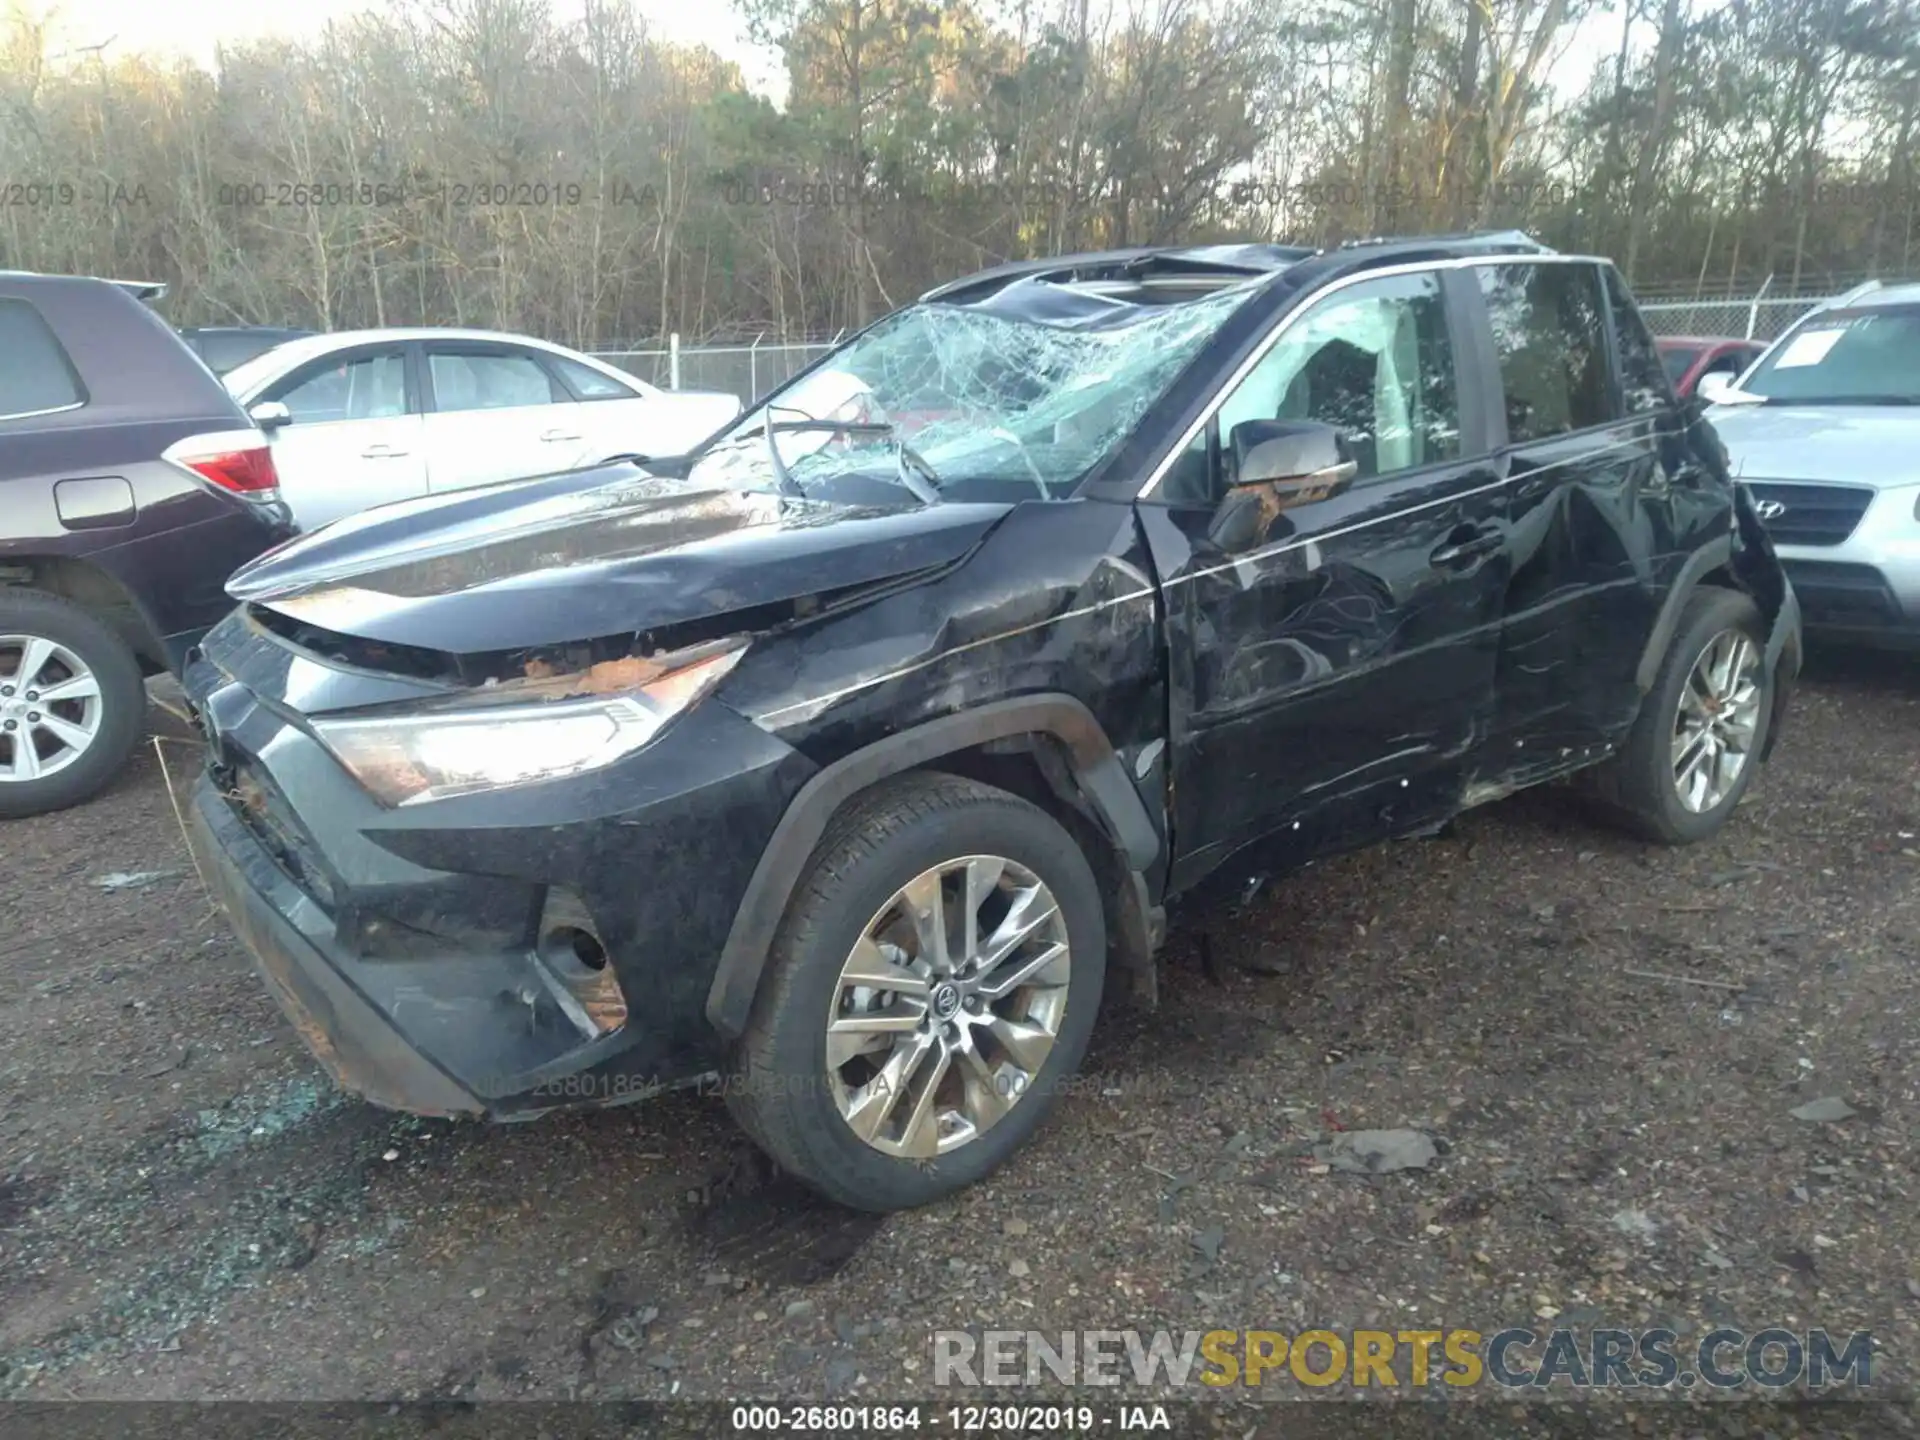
{"left": 1429, "top": 527, "right": 1503, "bottom": 569}
{"left": 540, "top": 429, "right": 582, "bottom": 443}
{"left": 361, "top": 444, "right": 409, "bottom": 459}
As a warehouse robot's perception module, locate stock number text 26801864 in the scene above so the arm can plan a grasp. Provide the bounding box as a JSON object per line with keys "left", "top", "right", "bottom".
{"left": 727, "top": 1404, "right": 1171, "bottom": 1433}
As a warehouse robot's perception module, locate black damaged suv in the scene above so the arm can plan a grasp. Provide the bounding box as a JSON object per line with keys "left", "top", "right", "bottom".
{"left": 182, "top": 234, "right": 1801, "bottom": 1211}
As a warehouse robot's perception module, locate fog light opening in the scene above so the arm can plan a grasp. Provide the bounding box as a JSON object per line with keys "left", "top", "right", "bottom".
{"left": 569, "top": 928, "right": 608, "bottom": 971}
{"left": 538, "top": 924, "right": 604, "bottom": 977}
{"left": 531, "top": 894, "right": 629, "bottom": 1040}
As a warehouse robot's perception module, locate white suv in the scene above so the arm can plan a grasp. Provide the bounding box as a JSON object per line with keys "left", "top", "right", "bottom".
{"left": 1704, "top": 281, "right": 1920, "bottom": 651}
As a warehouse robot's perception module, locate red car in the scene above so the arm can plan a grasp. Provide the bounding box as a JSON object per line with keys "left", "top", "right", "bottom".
{"left": 1657, "top": 335, "right": 1767, "bottom": 397}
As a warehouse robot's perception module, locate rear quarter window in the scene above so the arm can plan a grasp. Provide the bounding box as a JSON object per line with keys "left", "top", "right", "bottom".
{"left": 1476, "top": 262, "right": 1618, "bottom": 441}
{"left": 1602, "top": 267, "right": 1674, "bottom": 415}
{"left": 552, "top": 354, "right": 638, "bottom": 401}
{"left": 0, "top": 298, "right": 86, "bottom": 419}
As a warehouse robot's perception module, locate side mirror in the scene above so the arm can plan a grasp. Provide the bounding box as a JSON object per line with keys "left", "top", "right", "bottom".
{"left": 1229, "top": 419, "right": 1357, "bottom": 502}
{"left": 1695, "top": 371, "right": 1735, "bottom": 404}
{"left": 249, "top": 400, "right": 292, "bottom": 430}
{"left": 1204, "top": 420, "right": 1356, "bottom": 554}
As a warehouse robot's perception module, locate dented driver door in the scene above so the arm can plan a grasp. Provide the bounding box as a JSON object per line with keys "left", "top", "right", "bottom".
{"left": 1138, "top": 267, "right": 1509, "bottom": 893}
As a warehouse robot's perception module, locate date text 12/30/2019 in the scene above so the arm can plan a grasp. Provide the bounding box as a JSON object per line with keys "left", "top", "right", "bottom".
{"left": 728, "top": 1404, "right": 1171, "bottom": 1431}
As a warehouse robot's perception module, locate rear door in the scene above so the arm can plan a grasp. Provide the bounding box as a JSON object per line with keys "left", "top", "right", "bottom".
{"left": 1139, "top": 266, "right": 1510, "bottom": 890}
{"left": 539, "top": 351, "right": 657, "bottom": 461}
{"left": 255, "top": 342, "right": 425, "bottom": 529}
{"left": 419, "top": 341, "right": 585, "bottom": 490}
{"left": 1473, "top": 259, "right": 1690, "bottom": 765}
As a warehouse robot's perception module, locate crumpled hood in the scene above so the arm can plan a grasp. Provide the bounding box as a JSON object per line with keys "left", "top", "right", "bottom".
{"left": 226, "top": 463, "right": 1013, "bottom": 654}
{"left": 1706, "top": 404, "right": 1920, "bottom": 489}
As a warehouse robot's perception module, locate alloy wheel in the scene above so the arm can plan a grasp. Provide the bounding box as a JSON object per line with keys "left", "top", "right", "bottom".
{"left": 1671, "top": 628, "right": 1762, "bottom": 814}
{"left": 826, "top": 855, "right": 1071, "bottom": 1158}
{"left": 0, "top": 634, "right": 105, "bottom": 784}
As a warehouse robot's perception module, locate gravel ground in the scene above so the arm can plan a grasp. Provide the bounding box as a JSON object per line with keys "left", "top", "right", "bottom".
{"left": 0, "top": 653, "right": 1915, "bottom": 1430}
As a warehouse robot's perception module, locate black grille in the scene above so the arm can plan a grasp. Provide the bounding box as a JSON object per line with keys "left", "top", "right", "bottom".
{"left": 1782, "top": 560, "right": 1905, "bottom": 626}
{"left": 1744, "top": 481, "right": 1875, "bottom": 547}
{"left": 246, "top": 603, "right": 462, "bottom": 683}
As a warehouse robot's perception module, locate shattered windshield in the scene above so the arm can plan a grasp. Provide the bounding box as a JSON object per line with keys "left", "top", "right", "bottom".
{"left": 687, "top": 279, "right": 1262, "bottom": 501}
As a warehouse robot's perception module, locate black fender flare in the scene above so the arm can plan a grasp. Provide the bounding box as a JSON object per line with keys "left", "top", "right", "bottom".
{"left": 705, "top": 694, "right": 1160, "bottom": 1038}
{"left": 1633, "top": 535, "right": 1733, "bottom": 694}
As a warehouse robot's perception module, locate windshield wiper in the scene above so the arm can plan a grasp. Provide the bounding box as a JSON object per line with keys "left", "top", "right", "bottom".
{"left": 729, "top": 418, "right": 942, "bottom": 505}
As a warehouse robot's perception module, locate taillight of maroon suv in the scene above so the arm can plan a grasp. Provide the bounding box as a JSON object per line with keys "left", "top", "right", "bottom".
{"left": 162, "top": 429, "right": 283, "bottom": 501}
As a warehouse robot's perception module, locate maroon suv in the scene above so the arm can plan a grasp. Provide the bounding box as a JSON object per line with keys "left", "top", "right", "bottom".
{"left": 0, "top": 273, "right": 294, "bottom": 818}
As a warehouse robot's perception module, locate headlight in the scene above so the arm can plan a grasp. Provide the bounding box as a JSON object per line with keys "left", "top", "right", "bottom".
{"left": 312, "top": 643, "right": 745, "bottom": 807}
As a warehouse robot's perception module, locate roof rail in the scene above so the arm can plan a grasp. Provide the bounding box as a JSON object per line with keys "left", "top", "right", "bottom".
{"left": 1335, "top": 228, "right": 1554, "bottom": 255}
{"left": 1827, "top": 279, "right": 1883, "bottom": 308}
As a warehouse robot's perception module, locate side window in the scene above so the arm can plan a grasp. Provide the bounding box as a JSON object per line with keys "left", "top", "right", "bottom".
{"left": 552, "top": 355, "right": 638, "bottom": 402}
{"left": 1603, "top": 266, "right": 1672, "bottom": 416}
{"left": 1478, "top": 263, "right": 1617, "bottom": 441}
{"left": 271, "top": 350, "right": 408, "bottom": 423}
{"left": 0, "top": 299, "right": 85, "bottom": 419}
{"left": 1660, "top": 345, "right": 1698, "bottom": 385}
{"left": 1213, "top": 269, "right": 1461, "bottom": 485}
{"left": 429, "top": 350, "right": 561, "bottom": 412}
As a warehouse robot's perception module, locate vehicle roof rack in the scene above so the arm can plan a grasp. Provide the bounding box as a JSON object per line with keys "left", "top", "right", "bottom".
{"left": 1335, "top": 229, "right": 1554, "bottom": 255}
{"left": 920, "top": 243, "right": 1312, "bottom": 305}
{"left": 1826, "top": 279, "right": 1883, "bottom": 308}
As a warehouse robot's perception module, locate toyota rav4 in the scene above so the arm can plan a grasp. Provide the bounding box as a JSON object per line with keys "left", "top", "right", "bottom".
{"left": 180, "top": 234, "right": 1802, "bottom": 1212}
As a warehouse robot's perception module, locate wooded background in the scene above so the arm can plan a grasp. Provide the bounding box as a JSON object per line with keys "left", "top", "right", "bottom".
{"left": 2, "top": 0, "right": 1916, "bottom": 345}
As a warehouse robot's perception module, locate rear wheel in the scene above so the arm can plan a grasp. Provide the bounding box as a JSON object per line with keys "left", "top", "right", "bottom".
{"left": 0, "top": 589, "right": 146, "bottom": 819}
{"left": 1589, "top": 586, "right": 1772, "bottom": 845}
{"left": 727, "top": 773, "right": 1106, "bottom": 1211}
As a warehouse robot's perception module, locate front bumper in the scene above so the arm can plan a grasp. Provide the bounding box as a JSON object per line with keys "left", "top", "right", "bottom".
{"left": 187, "top": 786, "right": 480, "bottom": 1115}
{"left": 183, "top": 617, "right": 813, "bottom": 1119}
{"left": 1773, "top": 482, "right": 1920, "bottom": 649}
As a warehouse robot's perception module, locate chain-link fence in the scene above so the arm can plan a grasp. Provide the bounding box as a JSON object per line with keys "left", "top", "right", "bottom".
{"left": 594, "top": 337, "right": 841, "bottom": 406}
{"left": 612, "top": 315, "right": 1814, "bottom": 402}
{"left": 606, "top": 281, "right": 1908, "bottom": 405}
{"left": 1636, "top": 297, "right": 1828, "bottom": 342}
{"left": 1634, "top": 274, "right": 1920, "bottom": 339}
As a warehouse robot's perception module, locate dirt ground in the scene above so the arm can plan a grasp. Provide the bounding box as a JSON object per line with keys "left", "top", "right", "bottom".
{"left": 1, "top": 652, "right": 1915, "bottom": 1425}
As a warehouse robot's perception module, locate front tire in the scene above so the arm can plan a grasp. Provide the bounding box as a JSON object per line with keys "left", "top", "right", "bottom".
{"left": 727, "top": 773, "right": 1106, "bottom": 1212}
{"left": 1590, "top": 586, "right": 1773, "bottom": 845}
{"left": 0, "top": 589, "right": 146, "bottom": 820}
